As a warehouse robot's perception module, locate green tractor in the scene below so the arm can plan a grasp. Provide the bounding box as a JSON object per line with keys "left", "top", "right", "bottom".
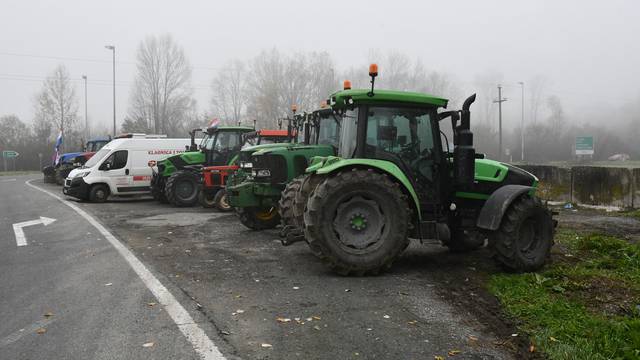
{"left": 226, "top": 107, "right": 341, "bottom": 230}
{"left": 286, "top": 65, "right": 556, "bottom": 275}
{"left": 151, "top": 125, "right": 254, "bottom": 206}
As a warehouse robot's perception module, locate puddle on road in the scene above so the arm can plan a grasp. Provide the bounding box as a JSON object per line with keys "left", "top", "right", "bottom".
{"left": 127, "top": 213, "right": 227, "bottom": 227}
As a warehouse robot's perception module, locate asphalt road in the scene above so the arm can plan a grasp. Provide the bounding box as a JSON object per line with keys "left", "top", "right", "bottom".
{"left": 1, "top": 175, "right": 513, "bottom": 360}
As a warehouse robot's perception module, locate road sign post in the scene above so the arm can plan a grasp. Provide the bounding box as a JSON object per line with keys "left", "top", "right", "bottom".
{"left": 2, "top": 151, "right": 19, "bottom": 172}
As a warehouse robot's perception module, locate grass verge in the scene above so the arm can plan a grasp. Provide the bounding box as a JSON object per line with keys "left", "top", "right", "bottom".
{"left": 489, "top": 229, "right": 640, "bottom": 359}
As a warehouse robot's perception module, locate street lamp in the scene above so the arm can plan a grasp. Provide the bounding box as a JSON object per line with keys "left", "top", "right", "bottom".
{"left": 518, "top": 81, "right": 525, "bottom": 162}
{"left": 82, "top": 75, "right": 88, "bottom": 140}
{"left": 105, "top": 45, "right": 116, "bottom": 136}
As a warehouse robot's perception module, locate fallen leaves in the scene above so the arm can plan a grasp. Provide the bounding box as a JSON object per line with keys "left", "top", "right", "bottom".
{"left": 382, "top": 315, "right": 390, "bottom": 319}
{"left": 147, "top": 302, "right": 157, "bottom": 307}
{"left": 260, "top": 343, "right": 272, "bottom": 348}
{"left": 104, "top": 283, "right": 113, "bottom": 286}
{"left": 43, "top": 312, "right": 54, "bottom": 318}
{"left": 35, "top": 328, "right": 46, "bottom": 334}
{"left": 407, "top": 320, "right": 418, "bottom": 326}
{"left": 448, "top": 349, "right": 461, "bottom": 356}
{"left": 276, "top": 317, "right": 291, "bottom": 323}
{"left": 142, "top": 342, "right": 154, "bottom": 348}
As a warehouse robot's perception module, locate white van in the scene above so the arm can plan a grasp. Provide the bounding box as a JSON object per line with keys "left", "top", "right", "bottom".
{"left": 63, "top": 135, "right": 191, "bottom": 202}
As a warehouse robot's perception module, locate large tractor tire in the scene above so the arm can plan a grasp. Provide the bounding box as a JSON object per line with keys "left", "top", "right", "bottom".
{"left": 213, "top": 190, "right": 232, "bottom": 212}
{"left": 151, "top": 176, "right": 168, "bottom": 203}
{"left": 292, "top": 174, "right": 325, "bottom": 258}
{"left": 304, "top": 169, "right": 410, "bottom": 276}
{"left": 490, "top": 195, "right": 555, "bottom": 272}
{"left": 278, "top": 176, "right": 304, "bottom": 229}
{"left": 236, "top": 207, "right": 280, "bottom": 230}
{"left": 164, "top": 171, "right": 200, "bottom": 207}
{"left": 55, "top": 164, "right": 75, "bottom": 185}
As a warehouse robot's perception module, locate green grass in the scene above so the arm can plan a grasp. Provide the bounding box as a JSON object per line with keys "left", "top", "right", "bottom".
{"left": 489, "top": 230, "right": 640, "bottom": 359}
{"left": 621, "top": 210, "right": 640, "bottom": 220}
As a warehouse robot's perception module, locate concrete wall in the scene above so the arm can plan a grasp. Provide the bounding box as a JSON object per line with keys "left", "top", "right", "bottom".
{"left": 518, "top": 164, "right": 639, "bottom": 209}
{"left": 520, "top": 165, "right": 572, "bottom": 203}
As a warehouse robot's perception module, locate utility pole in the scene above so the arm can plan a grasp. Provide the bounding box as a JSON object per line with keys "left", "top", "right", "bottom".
{"left": 518, "top": 82, "right": 525, "bottom": 162}
{"left": 493, "top": 85, "right": 507, "bottom": 161}
{"left": 105, "top": 45, "right": 116, "bottom": 136}
{"left": 82, "top": 75, "right": 88, "bottom": 140}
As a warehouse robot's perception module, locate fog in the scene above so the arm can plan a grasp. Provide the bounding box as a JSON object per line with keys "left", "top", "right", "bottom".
{"left": 1, "top": 0, "right": 639, "bottom": 164}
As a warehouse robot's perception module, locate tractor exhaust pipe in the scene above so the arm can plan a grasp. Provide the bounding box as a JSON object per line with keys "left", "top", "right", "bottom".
{"left": 455, "top": 94, "right": 476, "bottom": 189}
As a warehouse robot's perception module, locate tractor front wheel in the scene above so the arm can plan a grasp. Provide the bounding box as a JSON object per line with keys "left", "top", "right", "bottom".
{"left": 213, "top": 190, "right": 232, "bottom": 212}
{"left": 199, "top": 189, "right": 217, "bottom": 208}
{"left": 165, "top": 171, "right": 200, "bottom": 207}
{"left": 304, "top": 169, "right": 410, "bottom": 276}
{"left": 278, "top": 176, "right": 304, "bottom": 229}
{"left": 236, "top": 207, "right": 280, "bottom": 230}
{"left": 490, "top": 195, "right": 555, "bottom": 272}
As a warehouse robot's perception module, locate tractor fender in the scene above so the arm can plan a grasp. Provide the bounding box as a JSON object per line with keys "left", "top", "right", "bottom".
{"left": 476, "top": 185, "right": 534, "bottom": 230}
{"left": 313, "top": 158, "right": 422, "bottom": 220}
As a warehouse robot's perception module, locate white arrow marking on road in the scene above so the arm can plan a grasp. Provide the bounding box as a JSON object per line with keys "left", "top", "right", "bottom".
{"left": 13, "top": 217, "right": 57, "bottom": 246}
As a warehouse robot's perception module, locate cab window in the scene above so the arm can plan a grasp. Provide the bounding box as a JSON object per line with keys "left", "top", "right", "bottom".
{"left": 102, "top": 150, "right": 128, "bottom": 170}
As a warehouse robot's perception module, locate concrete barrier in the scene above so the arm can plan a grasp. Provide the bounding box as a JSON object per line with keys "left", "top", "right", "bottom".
{"left": 571, "top": 167, "right": 633, "bottom": 208}
{"left": 514, "top": 164, "right": 639, "bottom": 209}
{"left": 520, "top": 165, "right": 572, "bottom": 203}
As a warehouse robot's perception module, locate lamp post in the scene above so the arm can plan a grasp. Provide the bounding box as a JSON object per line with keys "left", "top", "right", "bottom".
{"left": 104, "top": 45, "right": 116, "bottom": 136}
{"left": 82, "top": 75, "right": 88, "bottom": 139}
{"left": 518, "top": 81, "right": 525, "bottom": 162}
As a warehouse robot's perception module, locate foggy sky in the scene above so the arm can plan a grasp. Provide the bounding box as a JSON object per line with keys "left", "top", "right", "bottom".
{"left": 1, "top": 0, "right": 638, "bottom": 133}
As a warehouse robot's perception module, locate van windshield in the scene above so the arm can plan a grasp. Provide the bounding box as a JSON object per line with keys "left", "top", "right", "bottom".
{"left": 83, "top": 148, "right": 110, "bottom": 168}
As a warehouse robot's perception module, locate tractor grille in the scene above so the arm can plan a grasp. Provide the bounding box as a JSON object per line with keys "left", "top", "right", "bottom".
{"left": 252, "top": 154, "right": 287, "bottom": 183}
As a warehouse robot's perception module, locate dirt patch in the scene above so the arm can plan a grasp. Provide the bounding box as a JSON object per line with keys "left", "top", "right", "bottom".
{"left": 566, "top": 276, "right": 639, "bottom": 317}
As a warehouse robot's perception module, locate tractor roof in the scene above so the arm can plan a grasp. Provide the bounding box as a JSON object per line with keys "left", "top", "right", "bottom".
{"left": 330, "top": 89, "right": 448, "bottom": 109}
{"left": 216, "top": 125, "right": 254, "bottom": 132}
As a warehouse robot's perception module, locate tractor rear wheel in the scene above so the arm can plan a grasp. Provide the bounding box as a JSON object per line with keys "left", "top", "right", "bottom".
{"left": 278, "top": 176, "right": 304, "bottom": 229}
{"left": 199, "top": 189, "right": 217, "bottom": 208}
{"left": 304, "top": 169, "right": 410, "bottom": 276}
{"left": 165, "top": 171, "right": 200, "bottom": 207}
{"left": 213, "top": 190, "right": 232, "bottom": 212}
{"left": 236, "top": 207, "right": 280, "bottom": 230}
{"left": 490, "top": 195, "right": 555, "bottom": 272}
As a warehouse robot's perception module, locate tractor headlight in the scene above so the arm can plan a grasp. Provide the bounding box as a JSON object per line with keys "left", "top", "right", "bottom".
{"left": 75, "top": 171, "right": 91, "bottom": 178}
{"left": 252, "top": 169, "right": 271, "bottom": 178}
{"left": 240, "top": 162, "right": 253, "bottom": 169}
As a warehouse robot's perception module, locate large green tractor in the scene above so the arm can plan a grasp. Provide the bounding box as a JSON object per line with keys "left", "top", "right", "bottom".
{"left": 226, "top": 108, "right": 341, "bottom": 230}
{"left": 288, "top": 65, "right": 556, "bottom": 275}
{"left": 151, "top": 125, "right": 254, "bottom": 206}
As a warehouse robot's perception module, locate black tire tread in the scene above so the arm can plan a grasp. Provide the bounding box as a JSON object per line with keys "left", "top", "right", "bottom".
{"left": 304, "top": 168, "right": 410, "bottom": 276}
{"left": 164, "top": 170, "right": 200, "bottom": 207}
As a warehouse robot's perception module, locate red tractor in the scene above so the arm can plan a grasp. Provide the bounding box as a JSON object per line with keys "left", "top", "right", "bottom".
{"left": 199, "top": 129, "right": 290, "bottom": 210}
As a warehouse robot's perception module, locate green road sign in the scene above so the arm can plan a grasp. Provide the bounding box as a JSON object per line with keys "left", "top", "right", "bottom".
{"left": 575, "top": 136, "right": 594, "bottom": 155}
{"left": 2, "top": 150, "right": 19, "bottom": 158}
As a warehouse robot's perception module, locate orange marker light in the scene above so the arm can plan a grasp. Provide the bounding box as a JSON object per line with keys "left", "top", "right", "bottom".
{"left": 320, "top": 100, "right": 328, "bottom": 108}
{"left": 343, "top": 80, "right": 352, "bottom": 90}
{"left": 291, "top": 104, "right": 297, "bottom": 112}
{"left": 369, "top": 63, "right": 378, "bottom": 77}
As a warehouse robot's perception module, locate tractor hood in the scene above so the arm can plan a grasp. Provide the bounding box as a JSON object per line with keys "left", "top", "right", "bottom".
{"left": 456, "top": 159, "right": 539, "bottom": 200}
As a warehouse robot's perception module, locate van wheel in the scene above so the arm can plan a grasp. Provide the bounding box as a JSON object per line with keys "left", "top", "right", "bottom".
{"left": 89, "top": 184, "right": 109, "bottom": 203}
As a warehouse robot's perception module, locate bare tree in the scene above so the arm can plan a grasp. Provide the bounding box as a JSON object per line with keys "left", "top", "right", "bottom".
{"left": 128, "top": 34, "right": 193, "bottom": 136}
{"left": 33, "top": 64, "right": 79, "bottom": 149}
{"left": 528, "top": 75, "right": 548, "bottom": 125}
{"left": 210, "top": 60, "right": 246, "bottom": 125}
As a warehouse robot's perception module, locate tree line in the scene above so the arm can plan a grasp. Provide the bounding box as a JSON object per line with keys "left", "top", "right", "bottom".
{"left": 1, "top": 34, "right": 638, "bottom": 171}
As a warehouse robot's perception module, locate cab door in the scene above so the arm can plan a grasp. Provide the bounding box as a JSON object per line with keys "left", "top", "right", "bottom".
{"left": 99, "top": 150, "right": 130, "bottom": 193}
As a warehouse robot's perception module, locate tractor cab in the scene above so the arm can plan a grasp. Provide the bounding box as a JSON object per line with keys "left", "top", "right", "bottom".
{"left": 241, "top": 129, "right": 290, "bottom": 148}
{"left": 201, "top": 126, "right": 254, "bottom": 167}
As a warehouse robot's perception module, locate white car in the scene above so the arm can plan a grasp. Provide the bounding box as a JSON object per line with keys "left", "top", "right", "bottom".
{"left": 63, "top": 134, "right": 191, "bottom": 202}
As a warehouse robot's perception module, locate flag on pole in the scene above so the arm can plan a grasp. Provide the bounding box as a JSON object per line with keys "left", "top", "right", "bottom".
{"left": 54, "top": 130, "right": 63, "bottom": 165}
{"left": 208, "top": 118, "right": 220, "bottom": 129}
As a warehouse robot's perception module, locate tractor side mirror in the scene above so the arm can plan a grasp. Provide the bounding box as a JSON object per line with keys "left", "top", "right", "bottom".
{"left": 377, "top": 125, "right": 397, "bottom": 141}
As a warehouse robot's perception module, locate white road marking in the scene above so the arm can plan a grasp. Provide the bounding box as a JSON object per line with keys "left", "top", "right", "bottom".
{"left": 0, "top": 317, "right": 56, "bottom": 348}
{"left": 13, "top": 216, "right": 57, "bottom": 246}
{"left": 25, "top": 179, "right": 226, "bottom": 360}
{"left": 1, "top": 178, "right": 17, "bottom": 182}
